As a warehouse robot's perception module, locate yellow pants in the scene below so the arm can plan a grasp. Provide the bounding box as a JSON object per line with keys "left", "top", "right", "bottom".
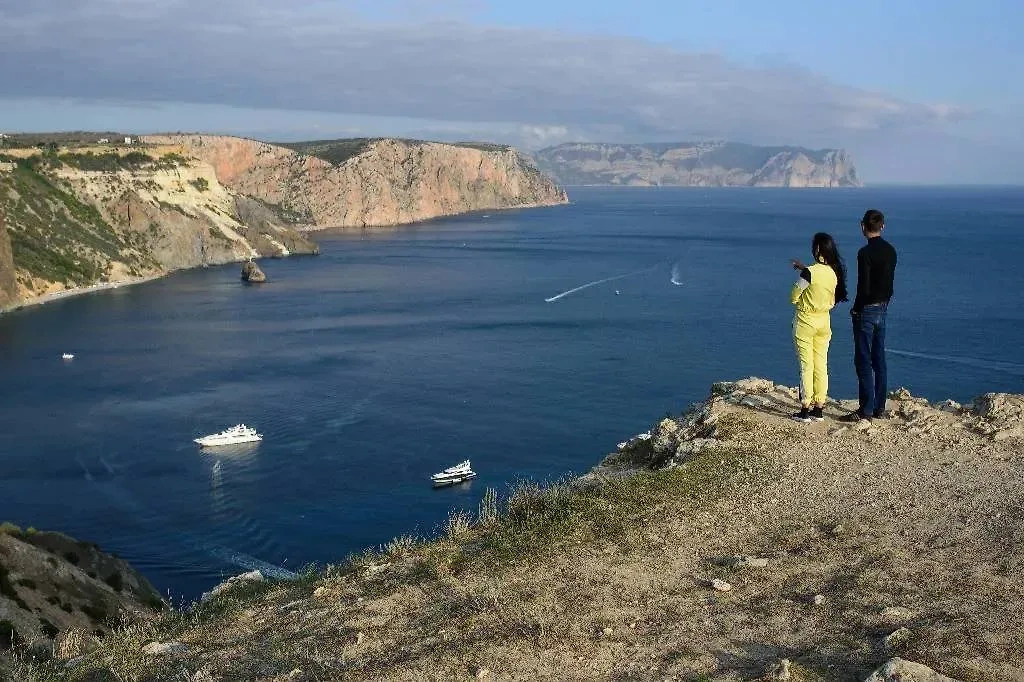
{"left": 793, "top": 311, "right": 831, "bottom": 406}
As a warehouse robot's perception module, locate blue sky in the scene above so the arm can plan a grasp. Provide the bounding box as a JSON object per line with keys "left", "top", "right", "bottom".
{"left": 1, "top": 0, "right": 1022, "bottom": 183}
{"left": 478, "top": 0, "right": 1023, "bottom": 108}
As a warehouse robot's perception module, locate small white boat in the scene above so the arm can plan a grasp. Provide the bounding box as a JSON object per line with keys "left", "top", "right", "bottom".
{"left": 432, "top": 460, "right": 476, "bottom": 487}
{"left": 194, "top": 424, "right": 262, "bottom": 447}
{"left": 62, "top": 353, "right": 74, "bottom": 360}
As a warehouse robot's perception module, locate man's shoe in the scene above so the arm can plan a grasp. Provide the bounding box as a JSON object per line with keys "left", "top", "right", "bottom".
{"left": 791, "top": 408, "right": 812, "bottom": 423}
{"left": 838, "top": 411, "right": 870, "bottom": 424}
{"left": 809, "top": 406, "right": 825, "bottom": 422}
{"left": 872, "top": 410, "right": 889, "bottom": 420}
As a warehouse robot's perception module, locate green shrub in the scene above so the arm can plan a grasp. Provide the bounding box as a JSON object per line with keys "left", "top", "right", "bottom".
{"left": 63, "top": 551, "right": 79, "bottom": 566}
{"left": 103, "top": 572, "right": 124, "bottom": 592}
{"left": 0, "top": 619, "right": 21, "bottom": 650}
{"left": 0, "top": 565, "right": 28, "bottom": 609}
{"left": 188, "top": 177, "right": 209, "bottom": 192}
{"left": 80, "top": 601, "right": 108, "bottom": 623}
{"left": 38, "top": 618, "right": 58, "bottom": 639}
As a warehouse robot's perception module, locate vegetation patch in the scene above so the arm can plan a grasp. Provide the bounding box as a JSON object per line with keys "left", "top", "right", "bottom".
{"left": 0, "top": 165, "right": 152, "bottom": 287}
{"left": 278, "top": 137, "right": 512, "bottom": 167}
{"left": 0, "top": 565, "right": 29, "bottom": 610}
{"left": 0, "top": 620, "right": 21, "bottom": 651}
{"left": 58, "top": 151, "right": 154, "bottom": 172}
{"left": 103, "top": 573, "right": 123, "bottom": 592}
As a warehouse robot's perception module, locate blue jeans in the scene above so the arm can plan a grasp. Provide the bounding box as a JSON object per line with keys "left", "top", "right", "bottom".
{"left": 853, "top": 304, "right": 888, "bottom": 416}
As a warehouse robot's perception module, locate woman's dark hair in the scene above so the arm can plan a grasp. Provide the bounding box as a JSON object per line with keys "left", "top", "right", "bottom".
{"left": 812, "top": 232, "right": 848, "bottom": 303}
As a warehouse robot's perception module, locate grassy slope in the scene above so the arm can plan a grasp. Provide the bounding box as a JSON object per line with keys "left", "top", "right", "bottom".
{"left": 0, "top": 158, "right": 153, "bottom": 291}
{"left": 277, "top": 138, "right": 513, "bottom": 167}
{"left": 6, "top": 381, "right": 1023, "bottom": 681}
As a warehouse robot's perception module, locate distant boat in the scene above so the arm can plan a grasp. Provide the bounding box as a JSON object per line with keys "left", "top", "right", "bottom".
{"left": 62, "top": 353, "right": 74, "bottom": 360}
{"left": 194, "top": 424, "right": 262, "bottom": 447}
{"left": 431, "top": 460, "right": 476, "bottom": 487}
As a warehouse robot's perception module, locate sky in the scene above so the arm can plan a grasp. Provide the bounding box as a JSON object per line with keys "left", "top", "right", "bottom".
{"left": 1, "top": 0, "right": 1022, "bottom": 183}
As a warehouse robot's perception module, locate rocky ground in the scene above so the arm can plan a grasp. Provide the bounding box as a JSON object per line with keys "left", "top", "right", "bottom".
{"left": 3, "top": 379, "right": 1023, "bottom": 681}
{"left": 0, "top": 527, "right": 163, "bottom": 660}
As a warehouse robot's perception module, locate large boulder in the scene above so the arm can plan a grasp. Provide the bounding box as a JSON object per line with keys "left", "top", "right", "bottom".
{"left": 863, "top": 658, "right": 960, "bottom": 682}
{"left": 240, "top": 260, "right": 266, "bottom": 283}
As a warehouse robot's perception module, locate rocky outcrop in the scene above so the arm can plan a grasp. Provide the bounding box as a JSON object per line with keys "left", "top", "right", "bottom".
{"left": 0, "top": 213, "right": 16, "bottom": 308}
{"left": 864, "top": 658, "right": 960, "bottom": 682}
{"left": 142, "top": 135, "right": 569, "bottom": 228}
{"left": 533, "top": 142, "right": 861, "bottom": 187}
{"left": 0, "top": 525, "right": 163, "bottom": 652}
{"left": 240, "top": 260, "right": 266, "bottom": 283}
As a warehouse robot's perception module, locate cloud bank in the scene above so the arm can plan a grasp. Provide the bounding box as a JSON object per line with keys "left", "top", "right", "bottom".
{"left": 1, "top": 0, "right": 1015, "bottom": 181}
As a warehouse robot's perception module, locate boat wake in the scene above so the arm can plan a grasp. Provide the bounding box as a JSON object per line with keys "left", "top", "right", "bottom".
{"left": 670, "top": 262, "right": 684, "bottom": 286}
{"left": 889, "top": 348, "right": 1024, "bottom": 376}
{"left": 545, "top": 266, "right": 659, "bottom": 302}
{"left": 200, "top": 542, "right": 298, "bottom": 580}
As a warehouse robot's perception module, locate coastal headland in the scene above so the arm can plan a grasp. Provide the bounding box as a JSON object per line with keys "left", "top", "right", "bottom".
{"left": 0, "top": 134, "right": 568, "bottom": 311}
{"left": 3, "top": 379, "right": 1022, "bottom": 680}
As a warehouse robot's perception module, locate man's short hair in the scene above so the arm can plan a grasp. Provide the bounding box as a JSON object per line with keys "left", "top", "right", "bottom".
{"left": 861, "top": 209, "right": 885, "bottom": 233}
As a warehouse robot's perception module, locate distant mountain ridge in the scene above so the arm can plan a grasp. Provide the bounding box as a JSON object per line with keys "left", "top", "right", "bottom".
{"left": 533, "top": 142, "right": 861, "bottom": 188}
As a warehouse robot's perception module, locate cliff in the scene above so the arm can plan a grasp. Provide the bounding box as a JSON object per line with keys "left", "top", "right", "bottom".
{"left": 0, "top": 149, "right": 317, "bottom": 308}
{"left": 533, "top": 141, "right": 862, "bottom": 187}
{"left": 141, "top": 135, "right": 569, "bottom": 228}
{"left": 5, "top": 381, "right": 1023, "bottom": 681}
{"left": 0, "top": 213, "right": 16, "bottom": 308}
{"left": 0, "top": 524, "right": 163, "bottom": 658}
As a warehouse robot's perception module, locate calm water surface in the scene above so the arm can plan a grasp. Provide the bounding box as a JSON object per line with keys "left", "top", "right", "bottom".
{"left": 1, "top": 187, "right": 1022, "bottom": 599}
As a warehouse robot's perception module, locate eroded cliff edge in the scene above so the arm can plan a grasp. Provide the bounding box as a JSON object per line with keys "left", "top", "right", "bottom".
{"left": 142, "top": 135, "right": 569, "bottom": 228}
{"left": 0, "top": 135, "right": 567, "bottom": 309}
{"left": 534, "top": 141, "right": 861, "bottom": 187}
{"left": 4, "top": 380, "right": 1022, "bottom": 681}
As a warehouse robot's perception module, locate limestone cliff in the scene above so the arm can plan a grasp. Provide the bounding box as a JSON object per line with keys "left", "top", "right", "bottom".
{"left": 142, "top": 135, "right": 569, "bottom": 228}
{"left": 0, "top": 149, "right": 317, "bottom": 308}
{"left": 534, "top": 142, "right": 861, "bottom": 187}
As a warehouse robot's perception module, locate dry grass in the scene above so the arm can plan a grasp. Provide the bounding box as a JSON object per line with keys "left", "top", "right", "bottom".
{"left": 4, "top": 389, "right": 1024, "bottom": 681}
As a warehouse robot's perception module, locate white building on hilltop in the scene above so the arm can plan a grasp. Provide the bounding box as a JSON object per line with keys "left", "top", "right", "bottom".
{"left": 124, "top": 136, "right": 133, "bottom": 144}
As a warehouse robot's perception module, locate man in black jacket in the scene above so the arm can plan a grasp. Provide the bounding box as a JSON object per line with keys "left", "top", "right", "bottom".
{"left": 842, "top": 209, "right": 897, "bottom": 422}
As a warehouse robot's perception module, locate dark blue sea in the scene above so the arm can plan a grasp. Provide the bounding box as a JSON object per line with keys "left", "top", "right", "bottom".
{"left": 2, "top": 186, "right": 1023, "bottom": 600}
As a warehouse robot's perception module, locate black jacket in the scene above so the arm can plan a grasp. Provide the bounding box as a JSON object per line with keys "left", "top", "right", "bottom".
{"left": 852, "top": 236, "right": 897, "bottom": 312}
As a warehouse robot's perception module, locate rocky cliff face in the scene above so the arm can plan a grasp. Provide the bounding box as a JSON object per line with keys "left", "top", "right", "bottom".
{"left": 533, "top": 142, "right": 861, "bottom": 187}
{"left": 0, "top": 150, "right": 317, "bottom": 308}
{"left": 0, "top": 213, "right": 17, "bottom": 309}
{"left": 0, "top": 525, "right": 163, "bottom": 654}
{"left": 142, "top": 135, "right": 569, "bottom": 228}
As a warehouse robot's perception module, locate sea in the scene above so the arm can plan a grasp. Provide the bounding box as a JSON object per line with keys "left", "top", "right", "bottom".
{"left": 1, "top": 186, "right": 1022, "bottom": 601}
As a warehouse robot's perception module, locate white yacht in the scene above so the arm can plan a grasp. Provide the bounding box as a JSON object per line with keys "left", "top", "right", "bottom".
{"left": 62, "top": 353, "right": 74, "bottom": 360}
{"left": 194, "top": 424, "right": 262, "bottom": 447}
{"left": 432, "top": 460, "right": 476, "bottom": 487}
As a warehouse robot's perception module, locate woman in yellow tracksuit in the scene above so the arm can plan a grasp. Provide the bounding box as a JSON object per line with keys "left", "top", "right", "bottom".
{"left": 789, "top": 233, "right": 848, "bottom": 422}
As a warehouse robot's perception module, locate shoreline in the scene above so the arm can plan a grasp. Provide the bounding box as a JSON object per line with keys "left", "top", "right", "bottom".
{"left": 0, "top": 275, "right": 163, "bottom": 315}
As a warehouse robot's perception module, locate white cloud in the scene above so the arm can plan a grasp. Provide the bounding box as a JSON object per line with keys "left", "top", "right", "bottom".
{"left": 0, "top": 1, "right": 964, "bottom": 144}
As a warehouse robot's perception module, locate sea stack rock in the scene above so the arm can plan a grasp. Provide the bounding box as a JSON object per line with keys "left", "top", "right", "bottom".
{"left": 241, "top": 260, "right": 266, "bottom": 283}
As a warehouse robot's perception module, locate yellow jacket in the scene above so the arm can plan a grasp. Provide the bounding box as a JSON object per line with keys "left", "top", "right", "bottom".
{"left": 790, "top": 261, "right": 838, "bottom": 315}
